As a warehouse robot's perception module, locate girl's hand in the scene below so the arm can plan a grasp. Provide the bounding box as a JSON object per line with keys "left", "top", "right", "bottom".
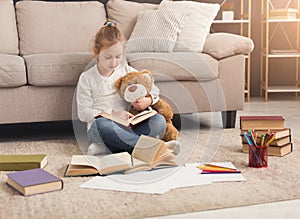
{"left": 112, "top": 110, "right": 134, "bottom": 120}
{"left": 132, "top": 97, "right": 152, "bottom": 111}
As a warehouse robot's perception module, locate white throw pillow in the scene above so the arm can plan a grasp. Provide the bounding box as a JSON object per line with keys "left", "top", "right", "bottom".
{"left": 126, "top": 9, "right": 190, "bottom": 53}
{"left": 159, "top": 0, "right": 220, "bottom": 52}
{"left": 106, "top": 0, "right": 158, "bottom": 40}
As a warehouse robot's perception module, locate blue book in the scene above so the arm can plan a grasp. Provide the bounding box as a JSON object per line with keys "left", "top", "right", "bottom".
{"left": 6, "top": 168, "right": 63, "bottom": 196}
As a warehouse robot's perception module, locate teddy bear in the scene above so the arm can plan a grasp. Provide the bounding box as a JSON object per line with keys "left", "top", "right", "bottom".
{"left": 115, "top": 70, "right": 179, "bottom": 142}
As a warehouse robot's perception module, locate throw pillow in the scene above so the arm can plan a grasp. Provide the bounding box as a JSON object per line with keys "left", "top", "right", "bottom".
{"left": 106, "top": 0, "right": 158, "bottom": 40}
{"left": 126, "top": 9, "right": 190, "bottom": 53}
{"left": 159, "top": 0, "right": 220, "bottom": 52}
{"left": 16, "top": 1, "right": 106, "bottom": 55}
{"left": 0, "top": 0, "right": 19, "bottom": 54}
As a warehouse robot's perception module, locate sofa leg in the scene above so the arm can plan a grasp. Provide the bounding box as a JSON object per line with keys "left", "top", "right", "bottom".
{"left": 221, "top": 110, "right": 236, "bottom": 128}
{"left": 172, "top": 114, "right": 181, "bottom": 131}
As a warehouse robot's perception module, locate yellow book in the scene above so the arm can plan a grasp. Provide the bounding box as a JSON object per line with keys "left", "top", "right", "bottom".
{"left": 64, "top": 135, "right": 177, "bottom": 176}
{"left": 0, "top": 154, "right": 47, "bottom": 171}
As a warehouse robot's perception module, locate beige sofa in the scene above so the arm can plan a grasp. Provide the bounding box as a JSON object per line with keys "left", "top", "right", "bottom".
{"left": 0, "top": 0, "right": 254, "bottom": 128}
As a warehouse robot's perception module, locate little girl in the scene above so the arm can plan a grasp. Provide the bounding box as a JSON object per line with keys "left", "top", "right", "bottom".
{"left": 76, "top": 21, "right": 180, "bottom": 155}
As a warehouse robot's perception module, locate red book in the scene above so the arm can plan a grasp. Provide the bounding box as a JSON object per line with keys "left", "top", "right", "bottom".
{"left": 6, "top": 168, "right": 63, "bottom": 196}
{"left": 240, "top": 116, "right": 285, "bottom": 130}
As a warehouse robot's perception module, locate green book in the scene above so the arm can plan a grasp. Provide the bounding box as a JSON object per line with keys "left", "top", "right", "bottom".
{"left": 0, "top": 154, "right": 48, "bottom": 171}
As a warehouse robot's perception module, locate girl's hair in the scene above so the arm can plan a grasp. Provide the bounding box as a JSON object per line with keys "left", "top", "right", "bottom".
{"left": 93, "top": 21, "right": 125, "bottom": 55}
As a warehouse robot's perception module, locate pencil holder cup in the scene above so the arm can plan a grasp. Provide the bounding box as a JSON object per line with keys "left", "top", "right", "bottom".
{"left": 248, "top": 145, "right": 268, "bottom": 168}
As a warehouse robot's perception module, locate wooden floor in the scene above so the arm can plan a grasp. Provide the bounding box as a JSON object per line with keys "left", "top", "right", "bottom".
{"left": 182, "top": 95, "right": 300, "bottom": 139}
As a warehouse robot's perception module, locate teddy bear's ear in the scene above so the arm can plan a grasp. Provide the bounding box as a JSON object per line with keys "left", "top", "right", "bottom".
{"left": 115, "top": 77, "right": 122, "bottom": 90}
{"left": 140, "top": 69, "right": 152, "bottom": 76}
{"left": 140, "top": 69, "right": 153, "bottom": 82}
{"left": 141, "top": 69, "right": 151, "bottom": 74}
{"left": 142, "top": 73, "right": 153, "bottom": 83}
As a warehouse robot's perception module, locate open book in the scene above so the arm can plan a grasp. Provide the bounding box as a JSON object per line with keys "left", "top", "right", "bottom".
{"left": 64, "top": 135, "right": 177, "bottom": 176}
{"left": 98, "top": 108, "right": 157, "bottom": 127}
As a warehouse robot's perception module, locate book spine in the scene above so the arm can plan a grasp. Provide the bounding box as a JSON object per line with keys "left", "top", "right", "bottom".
{"left": 0, "top": 163, "right": 41, "bottom": 171}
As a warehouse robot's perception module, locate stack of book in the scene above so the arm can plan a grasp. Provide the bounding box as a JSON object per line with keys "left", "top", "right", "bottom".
{"left": 269, "top": 8, "right": 298, "bottom": 20}
{"left": 240, "top": 116, "right": 293, "bottom": 157}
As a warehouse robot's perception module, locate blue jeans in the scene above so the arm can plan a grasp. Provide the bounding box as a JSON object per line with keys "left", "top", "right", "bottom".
{"left": 87, "top": 114, "right": 166, "bottom": 154}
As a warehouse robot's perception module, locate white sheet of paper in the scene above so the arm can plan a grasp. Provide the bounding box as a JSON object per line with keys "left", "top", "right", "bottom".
{"left": 80, "top": 176, "right": 170, "bottom": 194}
{"left": 202, "top": 162, "right": 238, "bottom": 169}
{"left": 80, "top": 163, "right": 246, "bottom": 194}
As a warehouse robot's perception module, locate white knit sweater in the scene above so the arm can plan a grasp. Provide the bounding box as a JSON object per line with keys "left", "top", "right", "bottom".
{"left": 76, "top": 64, "right": 159, "bottom": 130}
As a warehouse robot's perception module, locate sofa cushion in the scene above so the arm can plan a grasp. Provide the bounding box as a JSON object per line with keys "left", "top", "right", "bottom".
{"left": 24, "top": 53, "right": 93, "bottom": 86}
{"left": 16, "top": 1, "right": 106, "bottom": 55}
{"left": 158, "top": 0, "right": 220, "bottom": 53}
{"left": 127, "top": 9, "right": 190, "bottom": 53}
{"left": 0, "top": 54, "right": 26, "bottom": 88}
{"left": 0, "top": 0, "right": 19, "bottom": 54}
{"left": 127, "top": 52, "right": 219, "bottom": 82}
{"left": 106, "top": 0, "right": 158, "bottom": 40}
{"left": 203, "top": 33, "right": 255, "bottom": 59}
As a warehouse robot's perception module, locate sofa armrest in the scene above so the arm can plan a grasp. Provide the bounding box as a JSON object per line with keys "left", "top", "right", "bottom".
{"left": 203, "top": 33, "right": 254, "bottom": 59}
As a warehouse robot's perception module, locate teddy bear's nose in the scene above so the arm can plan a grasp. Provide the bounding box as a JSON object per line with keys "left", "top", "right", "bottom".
{"left": 128, "top": 85, "right": 137, "bottom": 92}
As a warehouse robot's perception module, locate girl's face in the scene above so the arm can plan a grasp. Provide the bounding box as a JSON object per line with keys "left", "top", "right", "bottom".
{"left": 97, "top": 42, "right": 124, "bottom": 76}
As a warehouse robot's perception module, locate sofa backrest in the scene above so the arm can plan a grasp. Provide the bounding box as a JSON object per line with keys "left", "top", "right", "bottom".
{"left": 15, "top": 1, "right": 107, "bottom": 55}
{"left": 0, "top": 0, "right": 19, "bottom": 55}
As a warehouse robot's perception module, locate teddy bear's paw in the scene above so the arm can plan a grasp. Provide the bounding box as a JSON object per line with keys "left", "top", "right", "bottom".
{"left": 165, "top": 140, "right": 181, "bottom": 155}
{"left": 87, "top": 143, "right": 111, "bottom": 155}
